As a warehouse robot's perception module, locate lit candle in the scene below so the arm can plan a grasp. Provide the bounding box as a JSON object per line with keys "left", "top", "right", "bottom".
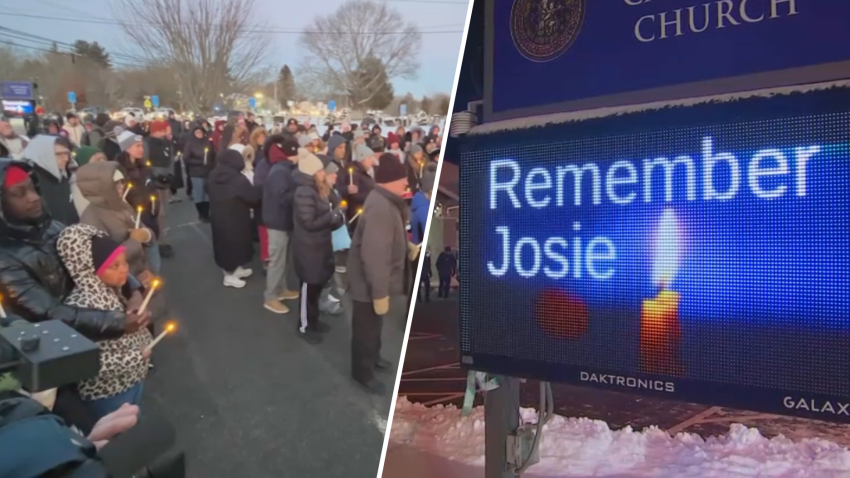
{"left": 143, "top": 322, "right": 176, "bottom": 353}
{"left": 419, "top": 160, "right": 424, "bottom": 176}
{"left": 639, "top": 209, "right": 684, "bottom": 376}
{"left": 204, "top": 147, "right": 209, "bottom": 165}
{"left": 145, "top": 160, "right": 151, "bottom": 167}
{"left": 348, "top": 208, "right": 363, "bottom": 224}
{"left": 339, "top": 200, "right": 348, "bottom": 209}
{"left": 348, "top": 167, "right": 354, "bottom": 186}
{"left": 0, "top": 293, "right": 6, "bottom": 319}
{"left": 150, "top": 195, "right": 157, "bottom": 215}
{"left": 138, "top": 279, "right": 160, "bottom": 315}
{"left": 122, "top": 183, "right": 133, "bottom": 201}
{"left": 134, "top": 206, "right": 143, "bottom": 229}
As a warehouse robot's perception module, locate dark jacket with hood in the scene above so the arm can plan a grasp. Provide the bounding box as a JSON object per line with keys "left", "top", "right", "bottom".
{"left": 342, "top": 161, "right": 375, "bottom": 222}
{"left": 291, "top": 169, "right": 345, "bottom": 285}
{"left": 76, "top": 161, "right": 150, "bottom": 275}
{"left": 24, "top": 135, "right": 80, "bottom": 226}
{"left": 182, "top": 125, "right": 214, "bottom": 179}
{"left": 0, "top": 160, "right": 126, "bottom": 340}
{"left": 115, "top": 152, "right": 159, "bottom": 237}
{"left": 261, "top": 146, "right": 298, "bottom": 232}
{"left": 207, "top": 149, "right": 261, "bottom": 271}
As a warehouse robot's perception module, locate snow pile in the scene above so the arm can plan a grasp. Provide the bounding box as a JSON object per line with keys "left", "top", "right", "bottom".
{"left": 390, "top": 397, "right": 850, "bottom": 477}
{"left": 469, "top": 79, "right": 850, "bottom": 136}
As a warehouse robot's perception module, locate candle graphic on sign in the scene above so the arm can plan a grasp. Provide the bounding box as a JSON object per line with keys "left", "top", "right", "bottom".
{"left": 639, "top": 208, "right": 684, "bottom": 376}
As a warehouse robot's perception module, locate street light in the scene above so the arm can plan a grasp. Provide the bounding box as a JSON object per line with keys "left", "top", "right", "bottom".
{"left": 254, "top": 93, "right": 263, "bottom": 99}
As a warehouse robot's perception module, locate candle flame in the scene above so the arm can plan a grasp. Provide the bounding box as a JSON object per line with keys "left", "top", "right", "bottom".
{"left": 150, "top": 195, "right": 156, "bottom": 201}
{"left": 165, "top": 322, "right": 176, "bottom": 332}
{"left": 137, "top": 206, "right": 143, "bottom": 213}
{"left": 357, "top": 208, "right": 363, "bottom": 214}
{"left": 145, "top": 161, "right": 151, "bottom": 167}
{"left": 127, "top": 183, "right": 133, "bottom": 189}
{"left": 152, "top": 279, "right": 160, "bottom": 289}
{"left": 653, "top": 209, "right": 680, "bottom": 289}
{"left": 340, "top": 200, "right": 347, "bottom": 207}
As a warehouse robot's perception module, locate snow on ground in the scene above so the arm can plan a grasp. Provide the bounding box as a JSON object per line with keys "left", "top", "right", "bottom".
{"left": 389, "top": 397, "right": 850, "bottom": 478}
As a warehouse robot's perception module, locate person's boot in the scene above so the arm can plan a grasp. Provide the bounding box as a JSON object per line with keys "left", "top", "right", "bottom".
{"left": 354, "top": 377, "right": 386, "bottom": 395}
{"left": 194, "top": 202, "right": 203, "bottom": 221}
{"left": 199, "top": 202, "right": 211, "bottom": 223}
{"left": 375, "top": 357, "right": 393, "bottom": 371}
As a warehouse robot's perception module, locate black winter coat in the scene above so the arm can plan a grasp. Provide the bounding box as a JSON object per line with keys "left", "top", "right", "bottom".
{"left": 207, "top": 150, "right": 260, "bottom": 272}
{"left": 262, "top": 160, "right": 298, "bottom": 232}
{"left": 341, "top": 161, "right": 375, "bottom": 222}
{"left": 31, "top": 164, "right": 79, "bottom": 226}
{"left": 291, "top": 171, "right": 345, "bottom": 286}
{"left": 182, "top": 128, "right": 215, "bottom": 179}
{"left": 0, "top": 161, "right": 126, "bottom": 340}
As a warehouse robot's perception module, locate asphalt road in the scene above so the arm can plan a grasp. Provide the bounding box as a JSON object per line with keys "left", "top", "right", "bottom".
{"left": 398, "top": 296, "right": 850, "bottom": 445}
{"left": 141, "top": 200, "right": 408, "bottom": 478}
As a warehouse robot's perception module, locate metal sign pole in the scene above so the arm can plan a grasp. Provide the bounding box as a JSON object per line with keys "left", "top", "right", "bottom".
{"left": 485, "top": 375, "right": 520, "bottom": 478}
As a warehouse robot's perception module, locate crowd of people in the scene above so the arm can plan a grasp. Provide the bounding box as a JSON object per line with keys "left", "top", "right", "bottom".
{"left": 0, "top": 106, "right": 443, "bottom": 474}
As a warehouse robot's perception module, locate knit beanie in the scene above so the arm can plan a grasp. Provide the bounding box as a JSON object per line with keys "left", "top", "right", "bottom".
{"left": 297, "top": 134, "right": 312, "bottom": 147}
{"left": 150, "top": 120, "right": 169, "bottom": 135}
{"left": 410, "top": 143, "right": 424, "bottom": 156}
{"left": 374, "top": 153, "right": 408, "bottom": 184}
{"left": 353, "top": 143, "right": 374, "bottom": 162}
{"left": 117, "top": 131, "right": 142, "bottom": 152}
{"left": 3, "top": 165, "right": 30, "bottom": 189}
{"left": 316, "top": 154, "right": 339, "bottom": 175}
{"left": 75, "top": 146, "right": 101, "bottom": 166}
{"left": 91, "top": 235, "right": 125, "bottom": 277}
{"left": 421, "top": 162, "right": 438, "bottom": 193}
{"left": 298, "top": 153, "right": 324, "bottom": 176}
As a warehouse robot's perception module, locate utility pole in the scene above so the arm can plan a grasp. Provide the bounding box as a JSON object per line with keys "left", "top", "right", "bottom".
{"left": 485, "top": 376, "right": 520, "bottom": 478}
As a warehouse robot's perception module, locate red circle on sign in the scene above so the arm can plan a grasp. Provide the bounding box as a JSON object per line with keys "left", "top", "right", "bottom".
{"left": 534, "top": 288, "right": 589, "bottom": 340}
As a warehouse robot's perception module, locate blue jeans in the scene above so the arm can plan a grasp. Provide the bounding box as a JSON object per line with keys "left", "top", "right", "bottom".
{"left": 146, "top": 242, "right": 161, "bottom": 274}
{"left": 83, "top": 381, "right": 144, "bottom": 421}
{"left": 190, "top": 177, "right": 208, "bottom": 203}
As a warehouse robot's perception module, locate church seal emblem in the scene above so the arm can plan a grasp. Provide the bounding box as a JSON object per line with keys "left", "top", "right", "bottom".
{"left": 510, "top": 0, "right": 586, "bottom": 63}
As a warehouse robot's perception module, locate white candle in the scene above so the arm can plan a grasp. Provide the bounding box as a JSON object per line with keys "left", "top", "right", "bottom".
{"left": 134, "top": 206, "right": 143, "bottom": 229}
{"left": 122, "top": 183, "right": 133, "bottom": 201}
{"left": 138, "top": 279, "right": 160, "bottom": 315}
{"left": 143, "top": 322, "right": 175, "bottom": 353}
{"left": 348, "top": 209, "right": 363, "bottom": 224}
{"left": 419, "top": 161, "right": 424, "bottom": 176}
{"left": 348, "top": 168, "right": 354, "bottom": 186}
{"left": 204, "top": 148, "right": 208, "bottom": 165}
{"left": 150, "top": 195, "right": 157, "bottom": 215}
{"left": 0, "top": 294, "right": 6, "bottom": 319}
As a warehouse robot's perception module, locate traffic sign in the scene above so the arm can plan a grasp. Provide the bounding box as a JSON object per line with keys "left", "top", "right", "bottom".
{"left": 151, "top": 95, "right": 159, "bottom": 108}
{"left": 67, "top": 91, "right": 77, "bottom": 104}
{"left": 400, "top": 103, "right": 407, "bottom": 116}
{"left": 248, "top": 97, "right": 257, "bottom": 109}
{"left": 144, "top": 98, "right": 152, "bottom": 109}
{"left": 328, "top": 100, "right": 336, "bottom": 112}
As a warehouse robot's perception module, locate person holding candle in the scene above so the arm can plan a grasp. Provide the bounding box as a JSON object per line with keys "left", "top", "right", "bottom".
{"left": 347, "top": 158, "right": 411, "bottom": 394}
{"left": 115, "top": 131, "right": 163, "bottom": 272}
{"left": 57, "top": 224, "right": 152, "bottom": 419}
{"left": 182, "top": 124, "right": 215, "bottom": 223}
{"left": 207, "top": 149, "right": 261, "bottom": 288}
{"left": 343, "top": 144, "right": 377, "bottom": 226}
{"left": 75, "top": 161, "right": 156, "bottom": 278}
{"left": 319, "top": 154, "right": 348, "bottom": 314}
{"left": 261, "top": 139, "right": 301, "bottom": 314}
{"left": 291, "top": 153, "right": 345, "bottom": 342}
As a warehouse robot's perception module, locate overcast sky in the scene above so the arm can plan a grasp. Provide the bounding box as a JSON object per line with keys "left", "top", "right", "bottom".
{"left": 0, "top": 0, "right": 470, "bottom": 96}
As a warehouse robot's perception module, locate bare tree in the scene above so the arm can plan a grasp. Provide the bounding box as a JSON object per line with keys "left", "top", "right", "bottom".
{"left": 298, "top": 0, "right": 421, "bottom": 108}
{"left": 110, "top": 0, "right": 269, "bottom": 112}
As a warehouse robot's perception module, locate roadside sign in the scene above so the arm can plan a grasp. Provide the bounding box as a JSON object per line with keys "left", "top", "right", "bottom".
{"left": 248, "top": 97, "right": 257, "bottom": 109}
{"left": 1, "top": 82, "right": 34, "bottom": 100}
{"left": 144, "top": 98, "right": 152, "bottom": 109}
{"left": 151, "top": 95, "right": 159, "bottom": 108}
{"left": 400, "top": 104, "right": 407, "bottom": 116}
{"left": 67, "top": 91, "right": 77, "bottom": 104}
{"left": 328, "top": 100, "right": 336, "bottom": 112}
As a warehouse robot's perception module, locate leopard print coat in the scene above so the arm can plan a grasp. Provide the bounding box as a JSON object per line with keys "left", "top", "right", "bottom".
{"left": 57, "top": 224, "right": 152, "bottom": 401}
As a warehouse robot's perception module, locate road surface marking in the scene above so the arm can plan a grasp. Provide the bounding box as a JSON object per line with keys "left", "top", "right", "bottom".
{"left": 401, "top": 362, "right": 459, "bottom": 377}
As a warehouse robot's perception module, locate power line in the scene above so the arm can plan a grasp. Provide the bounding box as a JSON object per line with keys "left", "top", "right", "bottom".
{"left": 0, "top": 12, "right": 463, "bottom": 34}
{"left": 0, "top": 26, "right": 150, "bottom": 64}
